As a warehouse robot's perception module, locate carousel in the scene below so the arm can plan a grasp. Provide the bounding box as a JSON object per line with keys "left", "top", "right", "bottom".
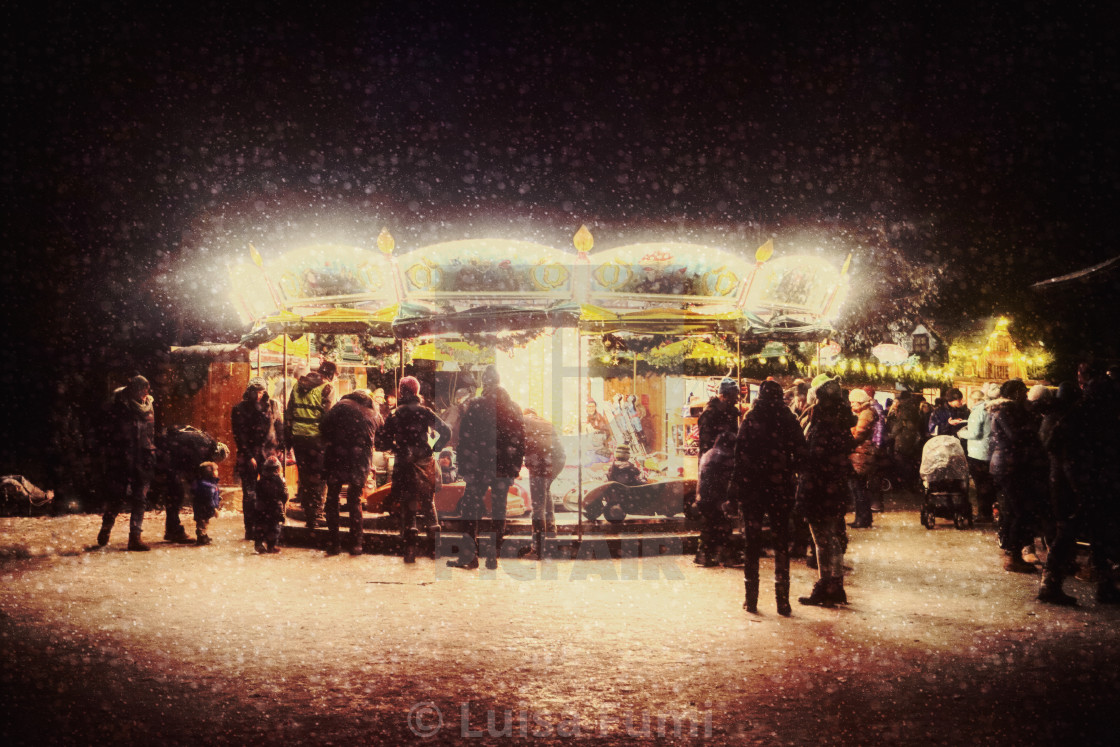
{"left": 229, "top": 226, "right": 850, "bottom": 551}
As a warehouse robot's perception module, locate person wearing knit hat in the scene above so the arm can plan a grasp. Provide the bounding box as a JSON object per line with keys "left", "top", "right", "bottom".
{"left": 232, "top": 375, "right": 284, "bottom": 542}
{"left": 375, "top": 375, "right": 452, "bottom": 563}
{"left": 606, "top": 441, "right": 645, "bottom": 487}
{"left": 848, "top": 386, "right": 881, "bottom": 529}
{"left": 398, "top": 376, "right": 421, "bottom": 399}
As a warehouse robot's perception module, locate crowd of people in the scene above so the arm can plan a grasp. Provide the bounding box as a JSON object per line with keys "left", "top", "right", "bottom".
{"left": 91, "top": 359, "right": 1120, "bottom": 613}
{"left": 686, "top": 363, "right": 1120, "bottom": 613}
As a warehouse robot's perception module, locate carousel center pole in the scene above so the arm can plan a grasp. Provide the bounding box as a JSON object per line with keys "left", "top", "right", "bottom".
{"left": 577, "top": 329, "right": 584, "bottom": 544}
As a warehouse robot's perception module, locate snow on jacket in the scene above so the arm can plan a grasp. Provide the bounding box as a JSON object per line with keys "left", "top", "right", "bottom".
{"left": 255, "top": 463, "right": 288, "bottom": 522}
{"left": 231, "top": 383, "right": 284, "bottom": 471}
{"left": 734, "top": 386, "right": 806, "bottom": 503}
{"left": 697, "top": 397, "right": 739, "bottom": 460}
{"left": 456, "top": 386, "right": 526, "bottom": 481}
{"left": 320, "top": 391, "right": 379, "bottom": 477}
{"left": 191, "top": 477, "right": 222, "bottom": 521}
{"left": 105, "top": 386, "right": 157, "bottom": 473}
{"left": 988, "top": 398, "right": 1043, "bottom": 479}
{"left": 698, "top": 433, "right": 736, "bottom": 509}
{"left": 375, "top": 393, "right": 452, "bottom": 467}
{"left": 849, "top": 402, "right": 879, "bottom": 477}
{"left": 795, "top": 399, "right": 855, "bottom": 520}
{"left": 523, "top": 411, "right": 566, "bottom": 480}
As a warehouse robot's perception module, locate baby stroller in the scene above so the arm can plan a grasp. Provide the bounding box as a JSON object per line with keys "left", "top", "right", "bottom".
{"left": 918, "top": 435, "right": 972, "bottom": 530}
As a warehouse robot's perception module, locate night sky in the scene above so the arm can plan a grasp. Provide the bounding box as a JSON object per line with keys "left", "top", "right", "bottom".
{"left": 2, "top": 1, "right": 1117, "bottom": 468}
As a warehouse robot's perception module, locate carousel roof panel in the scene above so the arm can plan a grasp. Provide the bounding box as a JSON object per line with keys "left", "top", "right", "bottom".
{"left": 396, "top": 239, "right": 574, "bottom": 298}
{"left": 586, "top": 242, "right": 754, "bottom": 302}
{"left": 270, "top": 244, "right": 399, "bottom": 304}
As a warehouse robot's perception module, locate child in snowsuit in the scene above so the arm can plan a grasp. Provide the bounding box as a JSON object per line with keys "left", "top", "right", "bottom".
{"left": 606, "top": 444, "right": 645, "bottom": 486}
{"left": 191, "top": 462, "right": 222, "bottom": 546}
{"left": 438, "top": 449, "right": 459, "bottom": 484}
{"left": 254, "top": 456, "right": 288, "bottom": 554}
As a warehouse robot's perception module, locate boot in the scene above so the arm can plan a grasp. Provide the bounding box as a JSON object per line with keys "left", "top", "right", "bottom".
{"left": 776, "top": 580, "right": 792, "bottom": 617}
{"left": 403, "top": 528, "right": 419, "bottom": 564}
{"left": 195, "top": 533, "right": 212, "bottom": 547}
{"left": 1005, "top": 551, "right": 1039, "bottom": 574}
{"left": 798, "top": 579, "right": 834, "bottom": 607}
{"left": 1038, "top": 575, "right": 1078, "bottom": 606}
{"left": 826, "top": 579, "right": 847, "bottom": 605}
{"left": 523, "top": 520, "right": 545, "bottom": 560}
{"left": 427, "top": 526, "right": 441, "bottom": 560}
{"left": 447, "top": 521, "right": 479, "bottom": 569}
{"left": 254, "top": 541, "right": 267, "bottom": 554}
{"left": 743, "top": 578, "right": 759, "bottom": 614}
{"left": 485, "top": 520, "right": 505, "bottom": 570}
{"left": 164, "top": 526, "right": 193, "bottom": 544}
{"left": 96, "top": 518, "right": 113, "bottom": 547}
{"left": 325, "top": 541, "right": 341, "bottom": 556}
{"left": 127, "top": 531, "right": 150, "bottom": 552}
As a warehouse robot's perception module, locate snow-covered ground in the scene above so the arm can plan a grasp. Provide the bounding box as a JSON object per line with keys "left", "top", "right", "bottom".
{"left": 2, "top": 497, "right": 1118, "bottom": 745}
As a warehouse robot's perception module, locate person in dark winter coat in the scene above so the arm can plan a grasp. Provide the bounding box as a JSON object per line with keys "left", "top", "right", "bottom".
{"left": 928, "top": 388, "right": 970, "bottom": 443}
{"left": 450, "top": 366, "right": 525, "bottom": 570}
{"left": 696, "top": 433, "right": 737, "bottom": 567}
{"left": 697, "top": 378, "right": 741, "bottom": 461}
{"left": 886, "top": 391, "right": 923, "bottom": 492}
{"left": 158, "top": 425, "right": 229, "bottom": 544}
{"left": 735, "top": 379, "right": 807, "bottom": 615}
{"left": 254, "top": 456, "right": 287, "bottom": 554}
{"left": 191, "top": 462, "right": 222, "bottom": 545}
{"left": 989, "top": 379, "right": 1046, "bottom": 573}
{"left": 695, "top": 378, "right": 741, "bottom": 564}
{"left": 796, "top": 377, "right": 855, "bottom": 607}
{"left": 320, "top": 389, "right": 380, "bottom": 555}
{"left": 606, "top": 443, "right": 646, "bottom": 486}
{"left": 1039, "top": 367, "right": 1120, "bottom": 605}
{"left": 522, "top": 409, "right": 566, "bottom": 560}
{"left": 284, "top": 361, "right": 337, "bottom": 530}
{"left": 96, "top": 375, "right": 158, "bottom": 552}
{"left": 231, "top": 377, "right": 284, "bottom": 541}
{"left": 375, "top": 376, "right": 452, "bottom": 563}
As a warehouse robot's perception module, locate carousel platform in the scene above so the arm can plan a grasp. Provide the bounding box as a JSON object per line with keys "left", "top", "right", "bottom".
{"left": 280, "top": 507, "right": 706, "bottom": 558}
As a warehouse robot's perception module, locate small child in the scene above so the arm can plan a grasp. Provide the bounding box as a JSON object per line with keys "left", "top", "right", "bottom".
{"left": 254, "top": 456, "right": 288, "bottom": 554}
{"left": 606, "top": 444, "right": 646, "bottom": 487}
{"left": 438, "top": 449, "right": 458, "bottom": 484}
{"left": 191, "top": 461, "right": 222, "bottom": 546}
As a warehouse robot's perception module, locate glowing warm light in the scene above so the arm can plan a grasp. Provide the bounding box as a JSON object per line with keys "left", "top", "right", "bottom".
{"left": 377, "top": 227, "right": 395, "bottom": 256}
{"left": 574, "top": 225, "right": 594, "bottom": 254}
{"left": 755, "top": 239, "right": 774, "bottom": 263}
{"left": 249, "top": 243, "right": 264, "bottom": 268}
{"left": 778, "top": 356, "right": 787, "bottom": 365}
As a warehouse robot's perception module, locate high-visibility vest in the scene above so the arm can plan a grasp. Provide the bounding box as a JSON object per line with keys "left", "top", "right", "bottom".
{"left": 290, "top": 384, "right": 327, "bottom": 438}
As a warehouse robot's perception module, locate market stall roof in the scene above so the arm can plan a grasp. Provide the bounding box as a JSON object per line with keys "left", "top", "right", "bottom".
{"left": 169, "top": 344, "right": 251, "bottom": 362}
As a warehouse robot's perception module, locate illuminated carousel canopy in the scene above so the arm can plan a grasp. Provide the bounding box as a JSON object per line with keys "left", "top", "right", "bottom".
{"left": 233, "top": 229, "right": 849, "bottom": 347}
